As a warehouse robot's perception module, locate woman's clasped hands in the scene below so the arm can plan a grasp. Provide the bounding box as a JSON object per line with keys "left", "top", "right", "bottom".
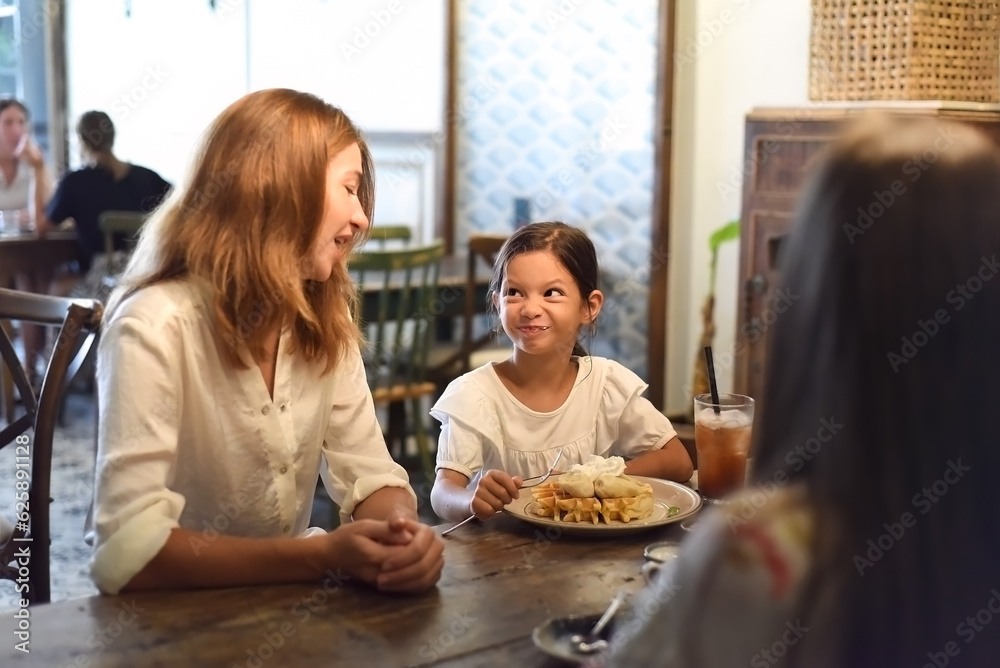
{"left": 321, "top": 515, "right": 444, "bottom": 593}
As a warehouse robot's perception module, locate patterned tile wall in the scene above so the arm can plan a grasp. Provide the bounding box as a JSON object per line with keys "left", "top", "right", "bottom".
{"left": 456, "top": 0, "right": 658, "bottom": 377}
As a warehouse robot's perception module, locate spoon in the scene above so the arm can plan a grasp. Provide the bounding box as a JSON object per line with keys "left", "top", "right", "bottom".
{"left": 569, "top": 589, "right": 627, "bottom": 654}
{"left": 575, "top": 638, "right": 609, "bottom": 654}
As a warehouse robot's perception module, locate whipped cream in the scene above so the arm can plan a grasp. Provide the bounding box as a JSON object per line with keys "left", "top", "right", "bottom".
{"left": 566, "top": 454, "right": 626, "bottom": 481}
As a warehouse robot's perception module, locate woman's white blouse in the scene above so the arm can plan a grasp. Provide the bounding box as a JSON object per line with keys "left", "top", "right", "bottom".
{"left": 430, "top": 357, "right": 677, "bottom": 484}
{"left": 0, "top": 159, "right": 32, "bottom": 211}
{"left": 88, "top": 280, "right": 414, "bottom": 594}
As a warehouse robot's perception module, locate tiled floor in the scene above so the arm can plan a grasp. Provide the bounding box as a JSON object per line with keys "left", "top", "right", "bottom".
{"left": 0, "top": 392, "right": 441, "bottom": 613}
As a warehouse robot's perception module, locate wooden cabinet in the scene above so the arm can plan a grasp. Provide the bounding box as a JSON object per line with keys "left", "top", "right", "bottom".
{"left": 734, "top": 105, "right": 1000, "bottom": 407}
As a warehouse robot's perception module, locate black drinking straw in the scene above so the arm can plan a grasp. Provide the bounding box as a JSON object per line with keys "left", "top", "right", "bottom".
{"left": 704, "top": 346, "right": 721, "bottom": 415}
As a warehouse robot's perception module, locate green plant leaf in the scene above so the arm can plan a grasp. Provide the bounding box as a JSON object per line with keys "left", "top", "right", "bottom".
{"left": 707, "top": 219, "right": 740, "bottom": 296}
{"left": 708, "top": 220, "right": 740, "bottom": 253}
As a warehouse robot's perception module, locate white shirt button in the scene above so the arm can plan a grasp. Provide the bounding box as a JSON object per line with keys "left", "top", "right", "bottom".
{"left": 282, "top": 525, "right": 290, "bottom": 533}
{"left": 279, "top": 466, "right": 288, "bottom": 474}
{"left": 280, "top": 404, "right": 287, "bottom": 412}
{"left": 262, "top": 406, "right": 270, "bottom": 416}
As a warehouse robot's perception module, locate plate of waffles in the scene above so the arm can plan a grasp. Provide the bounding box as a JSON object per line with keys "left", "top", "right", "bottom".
{"left": 504, "top": 474, "right": 702, "bottom": 535}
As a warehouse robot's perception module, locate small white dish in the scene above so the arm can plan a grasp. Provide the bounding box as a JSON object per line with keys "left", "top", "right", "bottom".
{"left": 641, "top": 539, "right": 682, "bottom": 583}
{"left": 532, "top": 612, "right": 619, "bottom": 663}
{"left": 643, "top": 539, "right": 682, "bottom": 563}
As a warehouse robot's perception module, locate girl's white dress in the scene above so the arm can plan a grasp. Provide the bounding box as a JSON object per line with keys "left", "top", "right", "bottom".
{"left": 430, "top": 356, "right": 677, "bottom": 484}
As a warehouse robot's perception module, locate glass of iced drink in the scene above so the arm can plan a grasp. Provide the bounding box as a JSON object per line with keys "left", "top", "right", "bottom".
{"left": 694, "top": 393, "right": 754, "bottom": 501}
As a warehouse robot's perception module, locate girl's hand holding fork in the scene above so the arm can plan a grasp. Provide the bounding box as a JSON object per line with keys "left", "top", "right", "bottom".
{"left": 469, "top": 469, "right": 523, "bottom": 520}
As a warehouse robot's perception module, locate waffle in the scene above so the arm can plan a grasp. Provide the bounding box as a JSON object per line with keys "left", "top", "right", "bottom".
{"left": 530, "top": 474, "right": 655, "bottom": 524}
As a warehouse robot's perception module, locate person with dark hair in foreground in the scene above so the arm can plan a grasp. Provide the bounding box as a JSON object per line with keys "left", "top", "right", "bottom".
{"left": 603, "top": 115, "right": 1000, "bottom": 667}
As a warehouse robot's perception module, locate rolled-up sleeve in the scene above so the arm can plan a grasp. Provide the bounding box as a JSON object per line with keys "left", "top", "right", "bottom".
{"left": 90, "top": 316, "right": 185, "bottom": 594}
{"left": 320, "top": 346, "right": 415, "bottom": 523}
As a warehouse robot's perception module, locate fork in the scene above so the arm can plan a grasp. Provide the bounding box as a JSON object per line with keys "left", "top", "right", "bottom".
{"left": 441, "top": 450, "right": 564, "bottom": 536}
{"left": 517, "top": 449, "right": 564, "bottom": 488}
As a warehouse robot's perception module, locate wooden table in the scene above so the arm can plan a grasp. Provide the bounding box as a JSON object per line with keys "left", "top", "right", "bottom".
{"left": 0, "top": 513, "right": 694, "bottom": 666}
{"left": 0, "top": 231, "right": 80, "bottom": 288}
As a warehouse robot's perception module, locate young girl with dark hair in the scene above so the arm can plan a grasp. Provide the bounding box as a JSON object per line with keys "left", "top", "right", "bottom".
{"left": 430, "top": 221, "right": 692, "bottom": 523}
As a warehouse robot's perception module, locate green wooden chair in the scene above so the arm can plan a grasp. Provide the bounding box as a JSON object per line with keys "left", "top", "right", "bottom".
{"left": 68, "top": 211, "right": 149, "bottom": 308}
{"left": 366, "top": 225, "right": 412, "bottom": 248}
{"left": 97, "top": 210, "right": 147, "bottom": 256}
{"left": 350, "top": 241, "right": 444, "bottom": 479}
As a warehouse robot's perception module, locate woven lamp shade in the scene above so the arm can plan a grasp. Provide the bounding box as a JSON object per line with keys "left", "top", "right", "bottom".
{"left": 810, "top": 1, "right": 1000, "bottom": 102}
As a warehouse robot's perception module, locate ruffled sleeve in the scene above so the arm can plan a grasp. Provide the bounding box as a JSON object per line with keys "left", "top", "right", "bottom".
{"left": 430, "top": 375, "right": 502, "bottom": 479}
{"left": 598, "top": 360, "right": 677, "bottom": 459}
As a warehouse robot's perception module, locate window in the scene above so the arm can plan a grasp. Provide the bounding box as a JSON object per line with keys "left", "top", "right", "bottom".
{"left": 0, "top": 0, "right": 21, "bottom": 98}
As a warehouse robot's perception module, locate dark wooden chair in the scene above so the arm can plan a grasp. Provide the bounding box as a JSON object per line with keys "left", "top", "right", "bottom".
{"left": 0, "top": 288, "right": 102, "bottom": 604}
{"left": 427, "top": 233, "right": 510, "bottom": 387}
{"left": 0, "top": 320, "right": 15, "bottom": 424}
{"left": 350, "top": 241, "right": 445, "bottom": 479}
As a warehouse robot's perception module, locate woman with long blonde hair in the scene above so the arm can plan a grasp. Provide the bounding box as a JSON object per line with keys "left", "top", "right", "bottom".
{"left": 89, "top": 89, "right": 443, "bottom": 595}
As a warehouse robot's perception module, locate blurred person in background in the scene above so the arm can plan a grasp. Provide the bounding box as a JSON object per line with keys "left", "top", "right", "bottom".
{"left": 0, "top": 97, "right": 50, "bottom": 218}
{"left": 37, "top": 110, "right": 171, "bottom": 276}
{"left": 0, "top": 98, "right": 53, "bottom": 384}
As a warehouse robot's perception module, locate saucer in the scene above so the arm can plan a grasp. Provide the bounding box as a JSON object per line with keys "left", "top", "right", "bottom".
{"left": 680, "top": 515, "right": 701, "bottom": 532}
{"left": 532, "top": 612, "right": 619, "bottom": 663}
{"left": 643, "top": 540, "right": 682, "bottom": 563}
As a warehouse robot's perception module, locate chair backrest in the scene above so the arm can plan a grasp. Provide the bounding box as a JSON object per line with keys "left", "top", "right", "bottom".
{"left": 0, "top": 288, "right": 102, "bottom": 605}
{"left": 98, "top": 210, "right": 147, "bottom": 256}
{"left": 461, "top": 234, "right": 508, "bottom": 373}
{"left": 366, "top": 225, "right": 412, "bottom": 248}
{"left": 350, "top": 241, "right": 444, "bottom": 401}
